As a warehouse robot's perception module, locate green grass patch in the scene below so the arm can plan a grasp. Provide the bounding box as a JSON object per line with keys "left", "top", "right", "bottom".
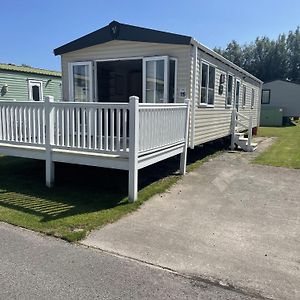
{"left": 0, "top": 141, "right": 225, "bottom": 242}
{"left": 253, "top": 124, "right": 300, "bottom": 169}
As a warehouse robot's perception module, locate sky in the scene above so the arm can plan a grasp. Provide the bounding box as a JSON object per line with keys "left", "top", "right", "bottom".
{"left": 0, "top": 0, "right": 299, "bottom": 71}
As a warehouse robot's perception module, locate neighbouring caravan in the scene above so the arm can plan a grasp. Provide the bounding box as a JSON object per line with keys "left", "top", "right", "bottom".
{"left": 54, "top": 21, "right": 263, "bottom": 149}
{"left": 0, "top": 63, "right": 62, "bottom": 101}
{"left": 261, "top": 80, "right": 300, "bottom": 126}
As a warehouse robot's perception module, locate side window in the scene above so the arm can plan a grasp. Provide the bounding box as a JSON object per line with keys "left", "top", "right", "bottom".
{"left": 226, "top": 74, "right": 233, "bottom": 106}
{"left": 235, "top": 80, "right": 240, "bottom": 103}
{"left": 251, "top": 88, "right": 255, "bottom": 108}
{"left": 208, "top": 66, "right": 215, "bottom": 105}
{"left": 200, "top": 62, "right": 215, "bottom": 106}
{"left": 28, "top": 80, "right": 43, "bottom": 101}
{"left": 261, "top": 89, "right": 270, "bottom": 104}
{"left": 235, "top": 79, "right": 240, "bottom": 110}
{"left": 200, "top": 63, "right": 208, "bottom": 104}
{"left": 242, "top": 85, "right": 246, "bottom": 107}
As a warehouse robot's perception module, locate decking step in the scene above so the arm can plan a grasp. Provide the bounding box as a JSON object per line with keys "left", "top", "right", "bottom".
{"left": 238, "top": 137, "right": 257, "bottom": 147}
{"left": 246, "top": 142, "right": 258, "bottom": 147}
{"left": 233, "top": 135, "right": 258, "bottom": 152}
{"left": 237, "top": 137, "right": 248, "bottom": 141}
{"left": 235, "top": 127, "right": 248, "bottom": 131}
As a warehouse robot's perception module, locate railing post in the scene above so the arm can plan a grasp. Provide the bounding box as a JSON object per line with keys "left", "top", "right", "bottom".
{"left": 231, "top": 108, "right": 236, "bottom": 150}
{"left": 248, "top": 115, "right": 253, "bottom": 152}
{"left": 128, "top": 96, "right": 139, "bottom": 202}
{"left": 180, "top": 99, "right": 190, "bottom": 175}
{"left": 45, "top": 96, "right": 55, "bottom": 187}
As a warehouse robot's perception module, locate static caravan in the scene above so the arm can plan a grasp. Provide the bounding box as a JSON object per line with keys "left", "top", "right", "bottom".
{"left": 0, "top": 21, "right": 262, "bottom": 202}
{"left": 0, "top": 63, "right": 62, "bottom": 102}
{"left": 54, "top": 21, "right": 262, "bottom": 149}
{"left": 261, "top": 80, "right": 300, "bottom": 126}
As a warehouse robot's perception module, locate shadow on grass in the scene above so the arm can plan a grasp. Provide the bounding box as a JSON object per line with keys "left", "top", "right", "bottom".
{"left": 0, "top": 138, "right": 228, "bottom": 222}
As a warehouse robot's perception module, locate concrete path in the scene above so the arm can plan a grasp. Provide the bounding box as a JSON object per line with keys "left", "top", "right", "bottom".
{"left": 0, "top": 222, "right": 256, "bottom": 300}
{"left": 83, "top": 138, "right": 300, "bottom": 300}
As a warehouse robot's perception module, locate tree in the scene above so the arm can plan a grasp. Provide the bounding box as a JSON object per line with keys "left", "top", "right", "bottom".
{"left": 286, "top": 27, "right": 300, "bottom": 82}
{"left": 215, "top": 27, "right": 299, "bottom": 83}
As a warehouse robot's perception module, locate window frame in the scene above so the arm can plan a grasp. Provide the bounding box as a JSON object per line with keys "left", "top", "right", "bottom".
{"left": 169, "top": 57, "right": 178, "bottom": 103}
{"left": 234, "top": 78, "right": 241, "bottom": 111}
{"left": 142, "top": 55, "right": 169, "bottom": 103}
{"left": 142, "top": 56, "right": 178, "bottom": 103}
{"left": 261, "top": 89, "right": 271, "bottom": 104}
{"left": 242, "top": 84, "right": 247, "bottom": 108}
{"left": 28, "top": 79, "right": 43, "bottom": 101}
{"left": 199, "top": 60, "right": 216, "bottom": 107}
{"left": 226, "top": 73, "right": 234, "bottom": 107}
{"left": 251, "top": 88, "right": 255, "bottom": 109}
{"left": 68, "top": 61, "right": 93, "bottom": 102}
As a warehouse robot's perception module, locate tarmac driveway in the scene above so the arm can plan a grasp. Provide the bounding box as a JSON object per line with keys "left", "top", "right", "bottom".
{"left": 83, "top": 138, "right": 300, "bottom": 300}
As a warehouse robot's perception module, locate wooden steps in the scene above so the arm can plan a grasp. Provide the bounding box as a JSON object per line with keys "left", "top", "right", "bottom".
{"left": 233, "top": 135, "right": 257, "bottom": 152}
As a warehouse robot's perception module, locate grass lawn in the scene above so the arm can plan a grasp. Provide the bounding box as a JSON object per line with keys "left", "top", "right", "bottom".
{"left": 0, "top": 141, "right": 225, "bottom": 242}
{"left": 253, "top": 123, "right": 300, "bottom": 168}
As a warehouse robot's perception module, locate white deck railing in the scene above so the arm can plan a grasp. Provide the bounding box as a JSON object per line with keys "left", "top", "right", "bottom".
{"left": 139, "top": 103, "right": 188, "bottom": 154}
{"left": 0, "top": 96, "right": 190, "bottom": 202}
{"left": 51, "top": 102, "right": 130, "bottom": 156}
{"left": 0, "top": 101, "right": 46, "bottom": 146}
{"left": 0, "top": 98, "right": 189, "bottom": 157}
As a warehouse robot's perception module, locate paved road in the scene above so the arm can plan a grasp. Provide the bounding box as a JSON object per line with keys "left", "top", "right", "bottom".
{"left": 0, "top": 222, "right": 257, "bottom": 300}
{"left": 83, "top": 138, "right": 300, "bottom": 300}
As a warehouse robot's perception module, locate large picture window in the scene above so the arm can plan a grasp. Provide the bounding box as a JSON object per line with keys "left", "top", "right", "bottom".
{"left": 200, "top": 62, "right": 215, "bottom": 106}
{"left": 261, "top": 89, "right": 271, "bottom": 104}
{"left": 69, "top": 62, "right": 93, "bottom": 102}
{"left": 226, "top": 74, "right": 233, "bottom": 106}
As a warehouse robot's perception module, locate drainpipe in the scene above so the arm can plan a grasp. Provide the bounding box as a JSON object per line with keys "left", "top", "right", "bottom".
{"left": 190, "top": 44, "right": 197, "bottom": 149}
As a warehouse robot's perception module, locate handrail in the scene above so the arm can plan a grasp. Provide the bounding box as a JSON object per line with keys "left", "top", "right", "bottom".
{"left": 247, "top": 115, "right": 253, "bottom": 151}
{"left": 0, "top": 101, "right": 45, "bottom": 107}
{"left": 139, "top": 103, "right": 187, "bottom": 108}
{"left": 52, "top": 101, "right": 129, "bottom": 110}
{"left": 231, "top": 108, "right": 253, "bottom": 151}
{"left": 236, "top": 111, "right": 249, "bottom": 121}
{"left": 236, "top": 120, "right": 248, "bottom": 130}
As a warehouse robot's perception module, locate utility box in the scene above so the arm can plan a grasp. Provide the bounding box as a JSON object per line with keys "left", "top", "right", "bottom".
{"left": 260, "top": 106, "right": 283, "bottom": 127}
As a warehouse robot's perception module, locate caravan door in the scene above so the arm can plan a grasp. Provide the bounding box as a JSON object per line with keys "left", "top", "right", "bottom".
{"left": 143, "top": 56, "right": 169, "bottom": 103}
